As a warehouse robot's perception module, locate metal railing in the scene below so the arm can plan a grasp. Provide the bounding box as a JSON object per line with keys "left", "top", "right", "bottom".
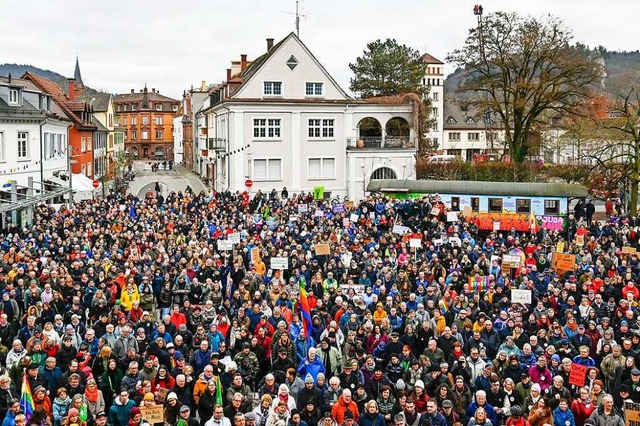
{"left": 347, "top": 136, "right": 415, "bottom": 149}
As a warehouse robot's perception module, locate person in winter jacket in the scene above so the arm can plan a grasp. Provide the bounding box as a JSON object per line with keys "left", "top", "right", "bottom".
{"left": 298, "top": 347, "right": 326, "bottom": 382}
{"left": 528, "top": 399, "right": 553, "bottom": 426}
{"left": 529, "top": 358, "right": 553, "bottom": 392}
{"left": 553, "top": 399, "right": 576, "bottom": 426}
{"left": 420, "top": 400, "right": 447, "bottom": 426}
{"left": 359, "top": 400, "right": 386, "bottom": 426}
{"left": 108, "top": 390, "right": 136, "bottom": 426}
{"left": 52, "top": 388, "right": 71, "bottom": 426}
{"left": 588, "top": 395, "right": 625, "bottom": 426}
{"left": 467, "top": 391, "right": 498, "bottom": 426}
{"left": 332, "top": 390, "right": 359, "bottom": 424}
{"left": 572, "top": 388, "right": 597, "bottom": 426}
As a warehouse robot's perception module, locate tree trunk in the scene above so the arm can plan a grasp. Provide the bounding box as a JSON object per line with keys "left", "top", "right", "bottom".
{"left": 631, "top": 179, "right": 638, "bottom": 216}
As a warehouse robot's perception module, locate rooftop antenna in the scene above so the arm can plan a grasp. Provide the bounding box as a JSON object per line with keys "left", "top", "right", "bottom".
{"left": 280, "top": 0, "right": 306, "bottom": 37}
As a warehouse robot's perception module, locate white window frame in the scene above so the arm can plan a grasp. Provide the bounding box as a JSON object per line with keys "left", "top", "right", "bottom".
{"left": 17, "top": 131, "right": 29, "bottom": 160}
{"left": 131, "top": 104, "right": 137, "bottom": 111}
{"left": 142, "top": 131, "right": 149, "bottom": 140}
{"left": 155, "top": 104, "right": 163, "bottom": 111}
{"left": 87, "top": 162, "right": 92, "bottom": 177}
{"left": 142, "top": 116, "right": 149, "bottom": 125}
{"left": 81, "top": 137, "right": 87, "bottom": 152}
{"left": 308, "top": 118, "right": 335, "bottom": 140}
{"left": 433, "top": 92, "right": 439, "bottom": 101}
{"left": 154, "top": 116, "right": 163, "bottom": 125}
{"left": 305, "top": 82, "right": 324, "bottom": 97}
{"left": 252, "top": 158, "right": 282, "bottom": 181}
{"left": 0, "top": 132, "right": 4, "bottom": 161}
{"left": 131, "top": 116, "right": 137, "bottom": 125}
{"left": 253, "top": 118, "right": 281, "bottom": 140}
{"left": 308, "top": 157, "right": 336, "bottom": 180}
{"left": 263, "top": 81, "right": 283, "bottom": 97}
{"left": 155, "top": 130, "right": 163, "bottom": 139}
{"left": 8, "top": 89, "right": 19, "bottom": 105}
{"left": 468, "top": 132, "right": 480, "bottom": 141}
{"left": 87, "top": 137, "right": 92, "bottom": 151}
{"left": 448, "top": 132, "right": 461, "bottom": 142}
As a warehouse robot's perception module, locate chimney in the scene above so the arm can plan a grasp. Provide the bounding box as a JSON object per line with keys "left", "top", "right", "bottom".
{"left": 267, "top": 38, "right": 274, "bottom": 51}
{"left": 67, "top": 78, "right": 77, "bottom": 100}
{"left": 7, "top": 74, "right": 11, "bottom": 84}
{"left": 152, "top": 88, "right": 156, "bottom": 93}
{"left": 201, "top": 80, "right": 207, "bottom": 91}
{"left": 131, "top": 89, "right": 134, "bottom": 94}
{"left": 241, "top": 54, "right": 247, "bottom": 72}
{"left": 227, "top": 69, "right": 232, "bottom": 81}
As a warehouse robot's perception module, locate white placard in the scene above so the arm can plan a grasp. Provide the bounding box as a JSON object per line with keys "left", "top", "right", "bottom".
{"left": 369, "top": 212, "right": 375, "bottom": 219}
{"left": 511, "top": 289, "right": 532, "bottom": 304}
{"left": 270, "top": 257, "right": 289, "bottom": 270}
{"left": 502, "top": 254, "right": 521, "bottom": 266}
{"left": 493, "top": 222, "right": 501, "bottom": 231}
{"left": 298, "top": 204, "right": 308, "bottom": 213}
{"left": 228, "top": 232, "right": 241, "bottom": 244}
{"left": 315, "top": 210, "right": 324, "bottom": 217}
{"left": 409, "top": 238, "right": 422, "bottom": 248}
{"left": 217, "top": 240, "right": 233, "bottom": 251}
{"left": 393, "top": 224, "right": 410, "bottom": 235}
{"left": 433, "top": 238, "right": 444, "bottom": 246}
{"left": 350, "top": 213, "right": 359, "bottom": 223}
{"left": 447, "top": 212, "right": 459, "bottom": 222}
{"left": 289, "top": 215, "right": 298, "bottom": 222}
{"left": 449, "top": 237, "right": 461, "bottom": 246}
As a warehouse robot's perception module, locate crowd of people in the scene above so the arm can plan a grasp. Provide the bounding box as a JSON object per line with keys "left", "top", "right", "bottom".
{"left": 0, "top": 186, "right": 637, "bottom": 426}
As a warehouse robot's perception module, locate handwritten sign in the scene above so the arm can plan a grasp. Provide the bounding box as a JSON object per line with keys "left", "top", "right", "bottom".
{"left": 332, "top": 204, "right": 345, "bottom": 214}
{"left": 217, "top": 240, "right": 233, "bottom": 251}
{"left": 315, "top": 244, "right": 331, "bottom": 256}
{"left": 228, "top": 232, "right": 241, "bottom": 244}
{"left": 251, "top": 247, "right": 261, "bottom": 264}
{"left": 350, "top": 213, "right": 359, "bottom": 223}
{"left": 556, "top": 241, "right": 565, "bottom": 253}
{"left": 314, "top": 210, "right": 324, "bottom": 218}
{"left": 493, "top": 221, "right": 501, "bottom": 231}
{"left": 622, "top": 246, "right": 637, "bottom": 255}
{"left": 409, "top": 238, "right": 422, "bottom": 248}
{"left": 298, "top": 204, "right": 309, "bottom": 213}
{"left": 447, "top": 212, "right": 459, "bottom": 222}
{"left": 393, "top": 224, "right": 411, "bottom": 235}
{"left": 511, "top": 289, "right": 532, "bottom": 304}
{"left": 575, "top": 235, "right": 585, "bottom": 246}
{"left": 140, "top": 406, "right": 164, "bottom": 424}
{"left": 552, "top": 253, "right": 576, "bottom": 271}
{"left": 344, "top": 201, "right": 355, "bottom": 209}
{"left": 270, "top": 257, "right": 288, "bottom": 270}
{"left": 502, "top": 255, "right": 521, "bottom": 268}
{"left": 568, "top": 363, "right": 587, "bottom": 387}
{"left": 431, "top": 207, "right": 440, "bottom": 216}
{"left": 624, "top": 401, "right": 640, "bottom": 426}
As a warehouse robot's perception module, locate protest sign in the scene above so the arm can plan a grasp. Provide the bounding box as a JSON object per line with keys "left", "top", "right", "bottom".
{"left": 140, "top": 406, "right": 164, "bottom": 424}
{"left": 409, "top": 238, "right": 422, "bottom": 248}
{"left": 447, "top": 212, "right": 459, "bottom": 222}
{"left": 568, "top": 363, "right": 587, "bottom": 387}
{"left": 350, "top": 213, "right": 359, "bottom": 223}
{"left": 270, "top": 257, "right": 288, "bottom": 270}
{"left": 297, "top": 204, "right": 308, "bottom": 213}
{"left": 217, "top": 240, "right": 233, "bottom": 251}
{"left": 511, "top": 289, "right": 532, "bottom": 304}
{"left": 227, "top": 232, "right": 241, "bottom": 244}
{"left": 315, "top": 244, "right": 331, "bottom": 256}
{"left": 552, "top": 253, "right": 576, "bottom": 271}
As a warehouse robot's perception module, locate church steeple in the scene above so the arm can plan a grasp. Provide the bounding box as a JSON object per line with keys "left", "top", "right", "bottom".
{"left": 74, "top": 56, "right": 84, "bottom": 89}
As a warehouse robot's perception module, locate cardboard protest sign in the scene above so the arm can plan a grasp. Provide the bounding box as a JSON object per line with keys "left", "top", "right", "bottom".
{"left": 409, "top": 239, "right": 422, "bottom": 248}
{"left": 511, "top": 289, "right": 532, "bottom": 304}
{"left": 552, "top": 253, "right": 576, "bottom": 271}
{"left": 315, "top": 244, "right": 331, "bottom": 256}
{"left": 140, "top": 406, "right": 164, "bottom": 424}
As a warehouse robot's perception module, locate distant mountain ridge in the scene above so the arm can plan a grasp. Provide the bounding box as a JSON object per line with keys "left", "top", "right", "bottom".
{"left": 0, "top": 63, "right": 97, "bottom": 94}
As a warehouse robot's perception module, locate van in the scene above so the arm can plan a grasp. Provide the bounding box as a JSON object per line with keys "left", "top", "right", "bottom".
{"left": 426, "top": 154, "right": 456, "bottom": 164}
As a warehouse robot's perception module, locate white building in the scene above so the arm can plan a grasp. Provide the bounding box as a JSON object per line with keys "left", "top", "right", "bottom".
{"left": 173, "top": 110, "right": 183, "bottom": 165}
{"left": 0, "top": 75, "right": 70, "bottom": 192}
{"left": 200, "top": 33, "right": 417, "bottom": 200}
{"left": 421, "top": 53, "right": 445, "bottom": 151}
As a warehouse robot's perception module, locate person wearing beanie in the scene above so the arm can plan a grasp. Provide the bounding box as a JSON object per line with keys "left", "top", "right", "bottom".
{"left": 524, "top": 384, "right": 542, "bottom": 416}
{"left": 296, "top": 374, "right": 322, "bottom": 410}
{"left": 108, "top": 389, "right": 136, "bottom": 426}
{"left": 129, "top": 406, "right": 143, "bottom": 426}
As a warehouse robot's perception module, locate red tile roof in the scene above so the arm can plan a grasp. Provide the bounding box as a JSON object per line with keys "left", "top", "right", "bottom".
{"left": 420, "top": 53, "right": 444, "bottom": 65}
{"left": 22, "top": 72, "right": 96, "bottom": 130}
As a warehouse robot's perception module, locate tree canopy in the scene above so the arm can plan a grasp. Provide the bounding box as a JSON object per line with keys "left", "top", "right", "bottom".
{"left": 349, "top": 39, "right": 428, "bottom": 98}
{"left": 447, "top": 12, "right": 604, "bottom": 162}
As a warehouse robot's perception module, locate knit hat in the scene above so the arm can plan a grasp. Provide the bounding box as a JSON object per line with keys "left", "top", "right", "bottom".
{"left": 395, "top": 379, "right": 406, "bottom": 391}
{"left": 143, "top": 392, "right": 155, "bottom": 401}
{"left": 68, "top": 408, "right": 79, "bottom": 418}
{"left": 167, "top": 392, "right": 178, "bottom": 401}
{"left": 130, "top": 407, "right": 141, "bottom": 418}
{"left": 305, "top": 374, "right": 314, "bottom": 384}
{"left": 531, "top": 383, "right": 541, "bottom": 393}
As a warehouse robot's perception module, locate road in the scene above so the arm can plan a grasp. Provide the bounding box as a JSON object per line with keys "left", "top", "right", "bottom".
{"left": 127, "top": 161, "right": 209, "bottom": 199}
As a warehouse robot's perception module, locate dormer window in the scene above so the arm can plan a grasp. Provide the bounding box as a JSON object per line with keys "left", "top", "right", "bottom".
{"left": 131, "top": 104, "right": 137, "bottom": 111}
{"left": 155, "top": 104, "right": 163, "bottom": 111}
{"left": 8, "top": 89, "right": 19, "bottom": 105}
{"left": 466, "top": 117, "right": 475, "bottom": 124}
{"left": 446, "top": 117, "right": 456, "bottom": 124}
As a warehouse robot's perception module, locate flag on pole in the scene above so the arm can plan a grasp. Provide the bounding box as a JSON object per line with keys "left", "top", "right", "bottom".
{"left": 215, "top": 375, "right": 223, "bottom": 406}
{"left": 20, "top": 374, "right": 35, "bottom": 421}
{"left": 298, "top": 277, "right": 312, "bottom": 338}
{"left": 439, "top": 299, "right": 450, "bottom": 315}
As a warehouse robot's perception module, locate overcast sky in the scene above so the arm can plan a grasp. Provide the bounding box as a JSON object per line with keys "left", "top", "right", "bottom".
{"left": 3, "top": 0, "right": 638, "bottom": 100}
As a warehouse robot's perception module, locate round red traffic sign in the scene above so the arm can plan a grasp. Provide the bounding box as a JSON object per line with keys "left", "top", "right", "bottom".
{"left": 92, "top": 179, "right": 100, "bottom": 189}
{"left": 245, "top": 179, "right": 253, "bottom": 188}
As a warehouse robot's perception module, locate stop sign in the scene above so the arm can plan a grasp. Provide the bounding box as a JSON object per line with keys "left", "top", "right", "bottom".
{"left": 245, "top": 179, "right": 253, "bottom": 188}
{"left": 92, "top": 179, "right": 99, "bottom": 189}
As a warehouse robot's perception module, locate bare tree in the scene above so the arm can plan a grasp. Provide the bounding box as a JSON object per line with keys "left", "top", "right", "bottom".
{"left": 447, "top": 12, "right": 604, "bottom": 162}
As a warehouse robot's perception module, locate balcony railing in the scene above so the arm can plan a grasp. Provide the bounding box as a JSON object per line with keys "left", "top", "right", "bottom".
{"left": 347, "top": 136, "right": 415, "bottom": 150}
{"left": 208, "top": 137, "right": 226, "bottom": 150}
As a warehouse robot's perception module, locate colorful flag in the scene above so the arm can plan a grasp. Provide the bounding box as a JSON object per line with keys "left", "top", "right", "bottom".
{"left": 298, "top": 277, "right": 312, "bottom": 338}
{"left": 439, "top": 299, "right": 450, "bottom": 315}
{"left": 215, "top": 375, "right": 223, "bottom": 406}
{"left": 20, "top": 374, "right": 34, "bottom": 421}
{"left": 469, "top": 276, "right": 490, "bottom": 292}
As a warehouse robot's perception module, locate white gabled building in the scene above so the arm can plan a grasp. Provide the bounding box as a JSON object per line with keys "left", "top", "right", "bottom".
{"left": 421, "top": 53, "right": 445, "bottom": 151}
{"left": 0, "top": 75, "right": 70, "bottom": 192}
{"left": 201, "top": 33, "right": 418, "bottom": 200}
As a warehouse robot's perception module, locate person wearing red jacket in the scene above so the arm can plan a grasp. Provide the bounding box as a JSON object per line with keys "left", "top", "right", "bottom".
{"left": 570, "top": 388, "right": 596, "bottom": 426}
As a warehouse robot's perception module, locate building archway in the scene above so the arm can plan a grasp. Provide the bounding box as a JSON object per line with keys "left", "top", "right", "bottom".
{"left": 385, "top": 117, "right": 411, "bottom": 148}
{"left": 371, "top": 167, "right": 397, "bottom": 180}
{"left": 357, "top": 117, "right": 382, "bottom": 148}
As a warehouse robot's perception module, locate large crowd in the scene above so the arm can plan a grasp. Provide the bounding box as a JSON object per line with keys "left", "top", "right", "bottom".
{"left": 0, "top": 186, "right": 637, "bottom": 426}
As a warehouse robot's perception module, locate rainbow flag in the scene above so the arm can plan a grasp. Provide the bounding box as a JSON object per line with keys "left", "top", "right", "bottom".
{"left": 439, "top": 299, "right": 450, "bottom": 314}
{"left": 20, "top": 374, "right": 34, "bottom": 421}
{"left": 469, "top": 276, "right": 490, "bottom": 292}
{"left": 298, "top": 277, "right": 312, "bottom": 338}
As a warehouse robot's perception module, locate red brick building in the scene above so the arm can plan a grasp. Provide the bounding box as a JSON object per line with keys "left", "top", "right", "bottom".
{"left": 114, "top": 86, "right": 179, "bottom": 160}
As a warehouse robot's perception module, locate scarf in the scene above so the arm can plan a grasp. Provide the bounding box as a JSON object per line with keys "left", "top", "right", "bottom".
{"left": 85, "top": 387, "right": 99, "bottom": 403}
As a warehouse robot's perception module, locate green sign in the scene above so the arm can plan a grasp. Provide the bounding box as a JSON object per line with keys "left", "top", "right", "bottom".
{"left": 313, "top": 186, "right": 325, "bottom": 200}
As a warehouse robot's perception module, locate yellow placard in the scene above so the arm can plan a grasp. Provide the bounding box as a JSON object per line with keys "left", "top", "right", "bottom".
{"left": 140, "top": 406, "right": 164, "bottom": 424}
{"left": 552, "top": 253, "right": 576, "bottom": 271}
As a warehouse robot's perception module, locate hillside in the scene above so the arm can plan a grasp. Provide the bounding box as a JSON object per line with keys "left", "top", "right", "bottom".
{"left": 444, "top": 49, "right": 640, "bottom": 99}
{"left": 0, "top": 63, "right": 97, "bottom": 94}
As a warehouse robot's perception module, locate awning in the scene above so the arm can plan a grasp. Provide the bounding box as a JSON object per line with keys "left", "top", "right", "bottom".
{"left": 72, "top": 173, "right": 100, "bottom": 191}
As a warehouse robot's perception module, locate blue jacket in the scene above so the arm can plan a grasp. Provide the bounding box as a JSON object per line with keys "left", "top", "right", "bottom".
{"left": 467, "top": 402, "right": 498, "bottom": 426}
{"left": 295, "top": 336, "right": 315, "bottom": 363}
{"left": 109, "top": 398, "right": 136, "bottom": 426}
{"left": 2, "top": 411, "right": 16, "bottom": 426}
{"left": 40, "top": 366, "right": 63, "bottom": 395}
{"left": 297, "top": 356, "right": 326, "bottom": 381}
{"left": 360, "top": 413, "right": 386, "bottom": 426}
{"left": 420, "top": 412, "right": 448, "bottom": 426}
{"left": 553, "top": 407, "right": 576, "bottom": 426}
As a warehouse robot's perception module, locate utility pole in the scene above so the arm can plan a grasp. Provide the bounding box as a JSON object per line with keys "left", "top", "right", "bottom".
{"left": 474, "top": 4, "right": 494, "bottom": 157}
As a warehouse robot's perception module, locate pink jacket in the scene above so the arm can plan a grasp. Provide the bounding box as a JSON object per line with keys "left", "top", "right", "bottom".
{"left": 528, "top": 365, "right": 553, "bottom": 391}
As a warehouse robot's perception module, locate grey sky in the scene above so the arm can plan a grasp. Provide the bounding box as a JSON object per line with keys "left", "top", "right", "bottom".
{"left": 3, "top": 0, "right": 638, "bottom": 100}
